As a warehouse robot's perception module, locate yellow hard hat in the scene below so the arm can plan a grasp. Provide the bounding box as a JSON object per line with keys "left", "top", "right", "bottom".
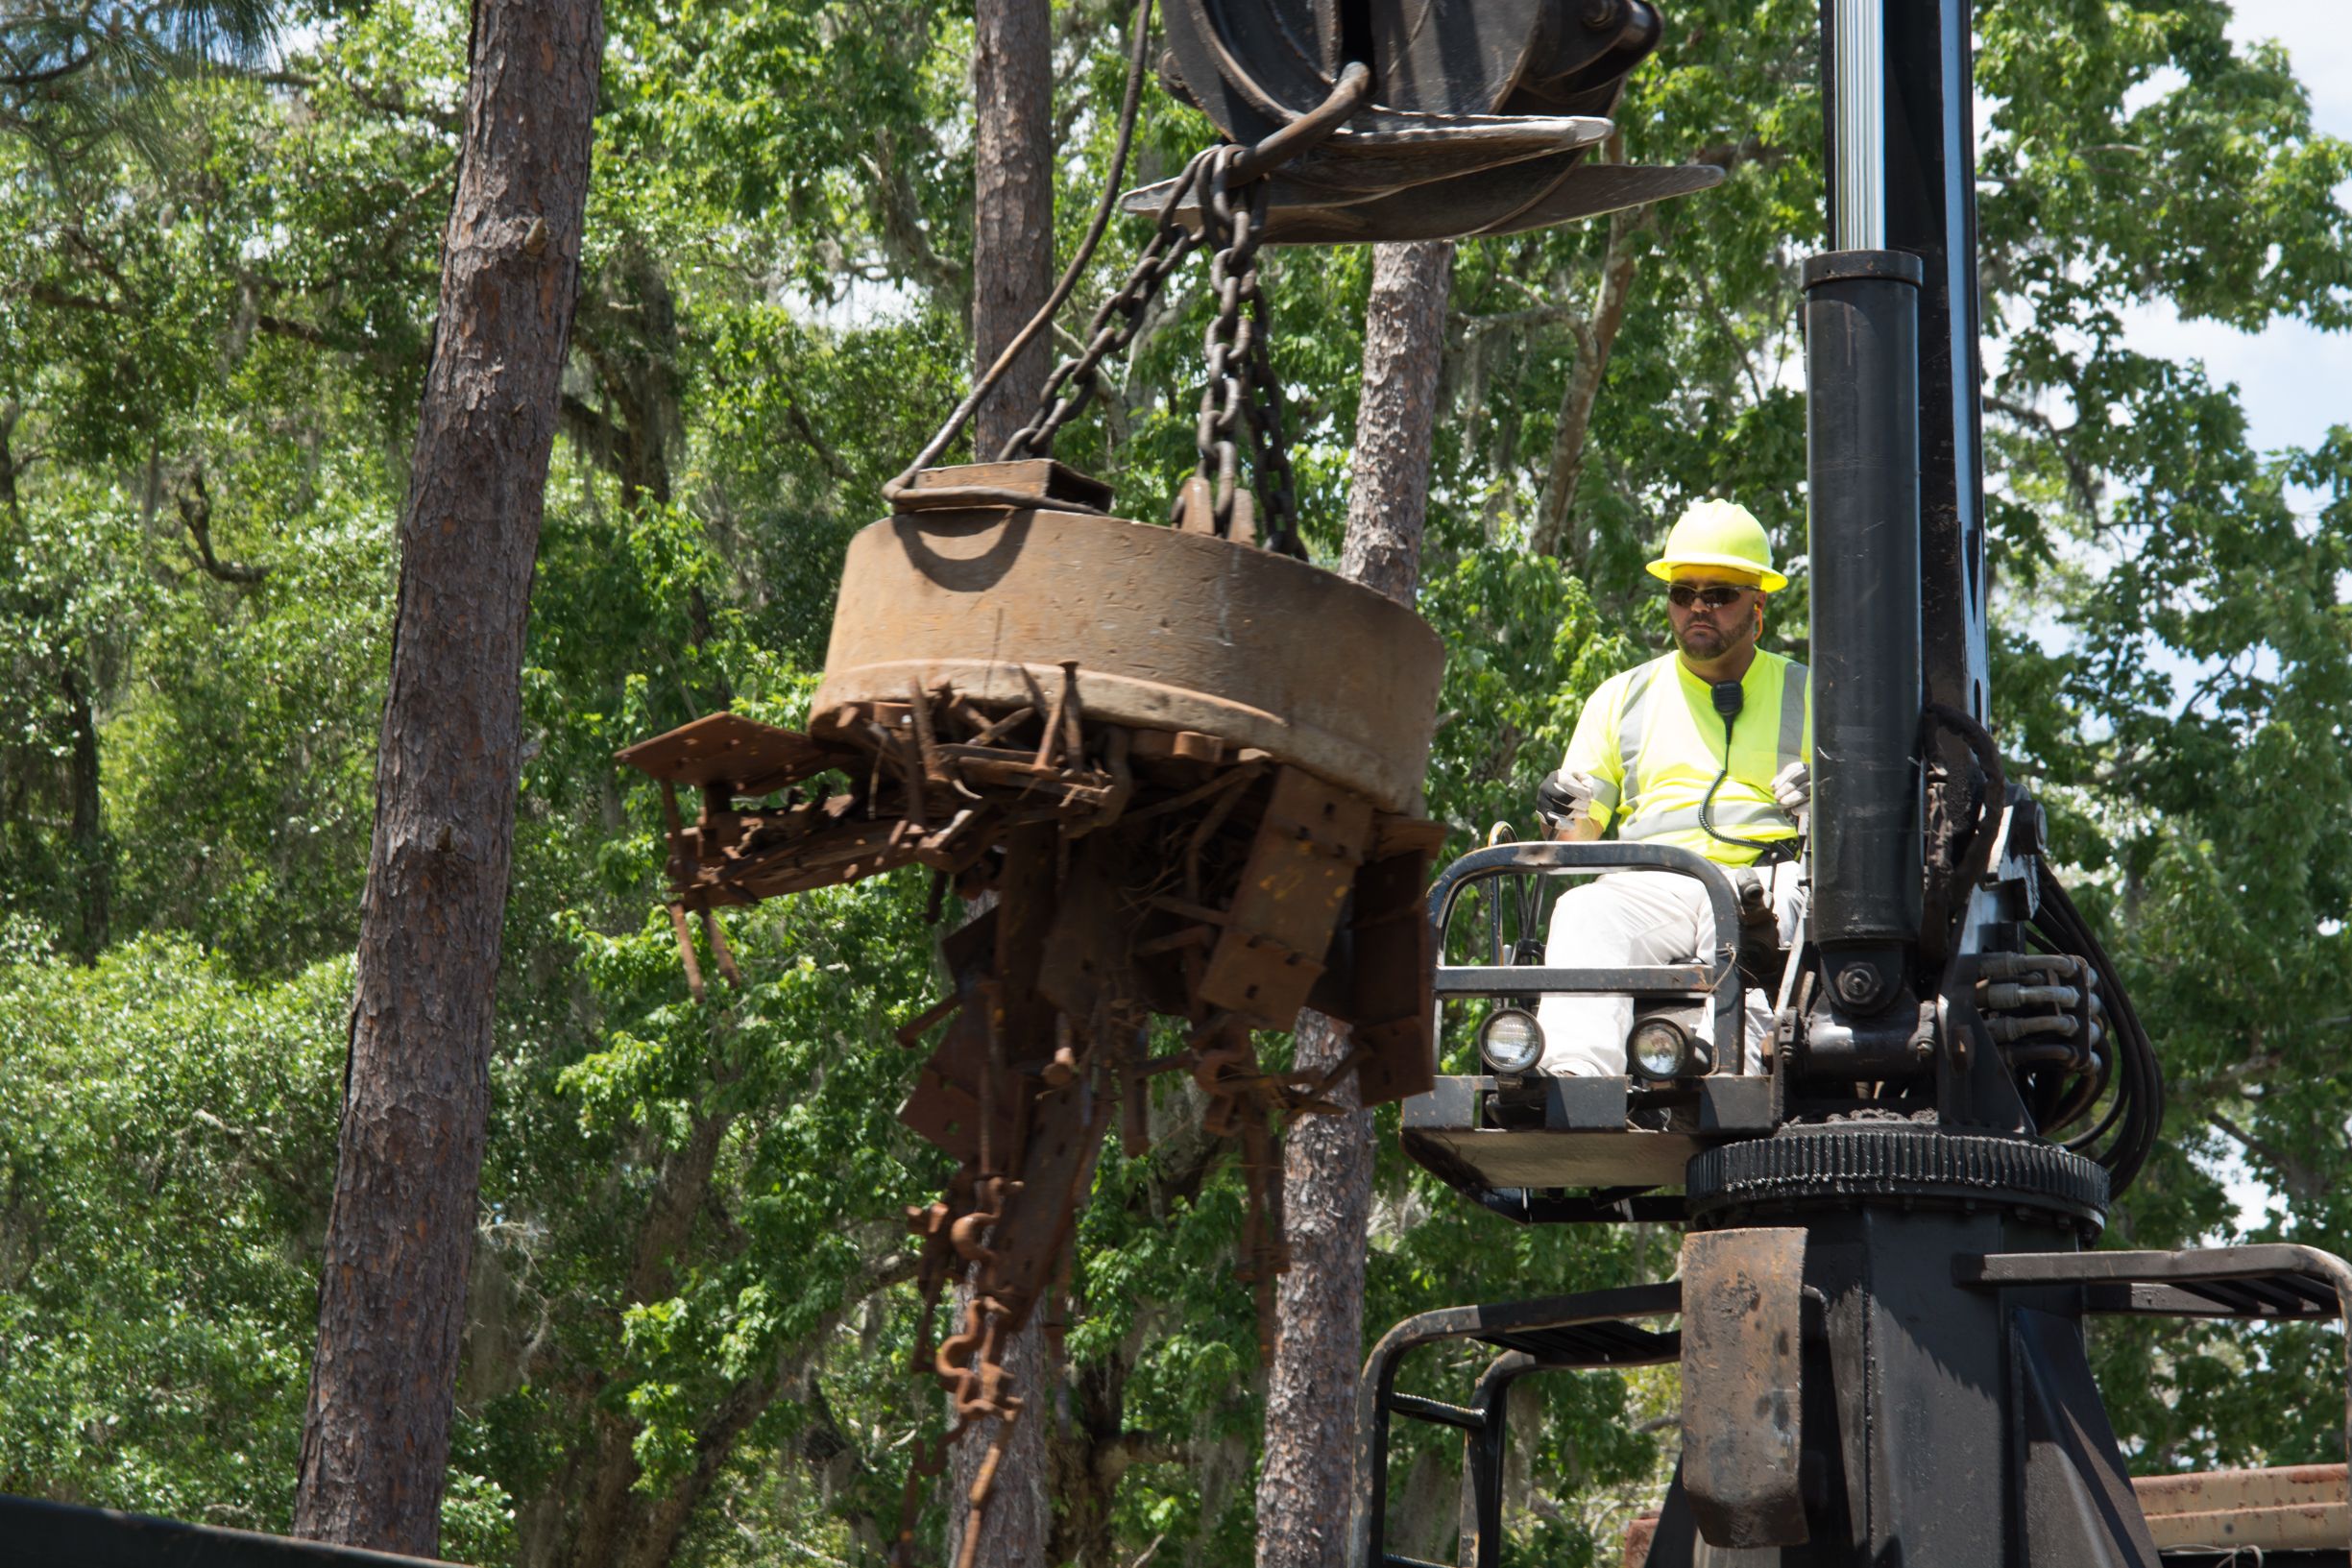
{"left": 1645, "top": 499, "right": 1787, "bottom": 592}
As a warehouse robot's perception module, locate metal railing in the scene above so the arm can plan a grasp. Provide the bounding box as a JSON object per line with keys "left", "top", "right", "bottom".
{"left": 1425, "top": 839, "right": 1746, "bottom": 1073}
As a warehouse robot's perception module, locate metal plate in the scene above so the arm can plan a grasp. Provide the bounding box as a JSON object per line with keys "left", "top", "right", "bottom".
{"left": 901, "top": 458, "right": 1112, "bottom": 513}
{"left": 616, "top": 712, "right": 845, "bottom": 795}
{"left": 1118, "top": 116, "right": 1611, "bottom": 220}
{"left": 983, "top": 1078, "right": 1112, "bottom": 1323}
{"left": 1397, "top": 1075, "right": 1773, "bottom": 1192}
{"left": 812, "top": 508, "right": 1444, "bottom": 813}
{"left": 1170, "top": 158, "right": 1726, "bottom": 246}
{"left": 1338, "top": 820, "right": 1445, "bottom": 1107}
{"left": 1678, "top": 1227, "right": 1808, "bottom": 1549}
{"left": 1199, "top": 767, "right": 1374, "bottom": 1025}
{"left": 1401, "top": 1123, "right": 1704, "bottom": 1188}
{"left": 897, "top": 912, "right": 1021, "bottom": 1167}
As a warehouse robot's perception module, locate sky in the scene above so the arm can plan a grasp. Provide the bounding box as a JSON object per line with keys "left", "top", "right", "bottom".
{"left": 2118, "top": 3, "right": 2352, "bottom": 461}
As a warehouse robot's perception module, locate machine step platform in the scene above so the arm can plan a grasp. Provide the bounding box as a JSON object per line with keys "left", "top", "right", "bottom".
{"left": 1400, "top": 1073, "right": 1774, "bottom": 1195}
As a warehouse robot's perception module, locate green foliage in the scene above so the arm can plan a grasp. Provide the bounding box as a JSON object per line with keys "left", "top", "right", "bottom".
{"left": 0, "top": 0, "right": 278, "bottom": 175}
{"left": 0, "top": 936, "right": 342, "bottom": 1532}
{"left": 0, "top": 0, "right": 2346, "bottom": 1561}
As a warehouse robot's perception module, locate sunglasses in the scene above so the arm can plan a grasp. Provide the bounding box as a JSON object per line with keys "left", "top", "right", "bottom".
{"left": 1666, "top": 583, "right": 1754, "bottom": 610}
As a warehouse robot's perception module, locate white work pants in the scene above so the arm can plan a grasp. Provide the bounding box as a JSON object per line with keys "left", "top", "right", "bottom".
{"left": 1532, "top": 867, "right": 1804, "bottom": 1078}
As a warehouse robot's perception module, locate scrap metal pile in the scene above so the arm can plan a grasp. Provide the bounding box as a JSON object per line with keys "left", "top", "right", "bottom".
{"left": 617, "top": 613, "right": 1446, "bottom": 1331}
{"left": 618, "top": 461, "right": 1448, "bottom": 1562}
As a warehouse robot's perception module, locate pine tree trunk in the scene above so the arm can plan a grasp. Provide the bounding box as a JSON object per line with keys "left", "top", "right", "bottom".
{"left": 950, "top": 1, "right": 1057, "bottom": 1562}
{"left": 292, "top": 1, "right": 601, "bottom": 1555}
{"left": 1255, "top": 238, "right": 1454, "bottom": 1568}
{"left": 970, "top": 0, "right": 1054, "bottom": 459}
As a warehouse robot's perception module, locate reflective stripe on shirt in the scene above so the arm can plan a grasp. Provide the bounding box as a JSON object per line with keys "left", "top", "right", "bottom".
{"left": 1616, "top": 661, "right": 1665, "bottom": 810}
{"left": 1777, "top": 660, "right": 1806, "bottom": 775}
{"left": 1574, "top": 650, "right": 1810, "bottom": 865}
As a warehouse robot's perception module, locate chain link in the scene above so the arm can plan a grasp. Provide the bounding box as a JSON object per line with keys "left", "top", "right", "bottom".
{"left": 1237, "top": 250, "right": 1304, "bottom": 559}
{"left": 1174, "top": 148, "right": 1305, "bottom": 557}
{"left": 1000, "top": 151, "right": 1212, "bottom": 462}
{"left": 1185, "top": 148, "right": 1250, "bottom": 541}
{"left": 1002, "top": 144, "right": 1305, "bottom": 560}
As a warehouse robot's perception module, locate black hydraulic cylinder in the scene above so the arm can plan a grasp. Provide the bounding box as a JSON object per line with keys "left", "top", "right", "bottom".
{"left": 1804, "top": 250, "right": 1924, "bottom": 973}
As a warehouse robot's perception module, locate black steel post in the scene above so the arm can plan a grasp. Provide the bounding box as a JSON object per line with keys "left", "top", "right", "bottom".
{"left": 1882, "top": 0, "right": 1991, "bottom": 724}
{"left": 1640, "top": 1173, "right": 2159, "bottom": 1567}
{"left": 1802, "top": 250, "right": 1924, "bottom": 1012}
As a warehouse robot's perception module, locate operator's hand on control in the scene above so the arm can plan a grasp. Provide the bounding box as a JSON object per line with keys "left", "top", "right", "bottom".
{"left": 1771, "top": 761, "right": 1811, "bottom": 814}
{"left": 1536, "top": 769, "right": 1605, "bottom": 842}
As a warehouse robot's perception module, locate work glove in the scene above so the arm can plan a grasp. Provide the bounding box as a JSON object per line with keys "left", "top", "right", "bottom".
{"left": 1535, "top": 769, "right": 1602, "bottom": 835}
{"left": 1770, "top": 761, "right": 1811, "bottom": 814}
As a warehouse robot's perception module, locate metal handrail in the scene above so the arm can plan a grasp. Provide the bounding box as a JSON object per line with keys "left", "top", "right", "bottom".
{"left": 1426, "top": 839, "right": 1746, "bottom": 1071}
{"left": 1957, "top": 1242, "right": 2352, "bottom": 1485}
{"left": 1350, "top": 1282, "right": 1684, "bottom": 1568}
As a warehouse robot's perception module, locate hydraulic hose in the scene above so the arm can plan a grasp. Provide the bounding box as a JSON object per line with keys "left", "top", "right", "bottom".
{"left": 2034, "top": 863, "right": 2163, "bottom": 1194}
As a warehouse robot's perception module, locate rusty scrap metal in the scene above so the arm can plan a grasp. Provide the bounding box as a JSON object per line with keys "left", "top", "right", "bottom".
{"left": 618, "top": 498, "right": 1444, "bottom": 1558}
{"left": 1676, "top": 1227, "right": 1808, "bottom": 1550}
{"left": 2132, "top": 1464, "right": 2350, "bottom": 1554}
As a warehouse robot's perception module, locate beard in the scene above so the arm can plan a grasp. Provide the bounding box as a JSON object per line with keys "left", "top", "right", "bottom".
{"left": 1674, "top": 612, "right": 1758, "bottom": 662}
{"left": 1675, "top": 620, "right": 1732, "bottom": 658}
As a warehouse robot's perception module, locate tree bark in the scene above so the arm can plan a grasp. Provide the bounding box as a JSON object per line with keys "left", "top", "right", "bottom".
{"left": 1338, "top": 242, "right": 1456, "bottom": 599}
{"left": 292, "top": 1, "right": 601, "bottom": 1555}
{"left": 969, "top": 0, "right": 1053, "bottom": 459}
{"left": 0, "top": 399, "right": 22, "bottom": 522}
{"left": 1531, "top": 162, "right": 1649, "bottom": 564}
{"left": 949, "top": 2, "right": 1056, "bottom": 1561}
{"left": 1255, "top": 238, "right": 1454, "bottom": 1568}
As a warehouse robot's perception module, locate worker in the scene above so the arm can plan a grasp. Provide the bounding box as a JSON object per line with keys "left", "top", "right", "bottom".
{"left": 1532, "top": 499, "right": 1810, "bottom": 1076}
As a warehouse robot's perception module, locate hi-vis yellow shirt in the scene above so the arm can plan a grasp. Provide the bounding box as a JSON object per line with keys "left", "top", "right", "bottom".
{"left": 1562, "top": 650, "right": 1812, "bottom": 866}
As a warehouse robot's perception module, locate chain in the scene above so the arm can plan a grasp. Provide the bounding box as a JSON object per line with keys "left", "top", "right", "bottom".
{"left": 1000, "top": 151, "right": 1213, "bottom": 462}
{"left": 1238, "top": 281, "right": 1305, "bottom": 560}
{"left": 1181, "top": 148, "right": 1254, "bottom": 543}
{"left": 1171, "top": 148, "right": 1306, "bottom": 558}
{"left": 1001, "top": 143, "right": 1305, "bottom": 559}
{"left": 891, "top": 1173, "right": 1025, "bottom": 1568}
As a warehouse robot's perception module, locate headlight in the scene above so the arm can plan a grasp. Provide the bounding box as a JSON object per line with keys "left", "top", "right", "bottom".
{"left": 1628, "top": 1016, "right": 1714, "bottom": 1081}
{"left": 1479, "top": 1007, "right": 1544, "bottom": 1074}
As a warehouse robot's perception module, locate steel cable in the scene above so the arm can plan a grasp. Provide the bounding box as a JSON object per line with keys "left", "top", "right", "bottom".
{"left": 882, "top": 0, "right": 1161, "bottom": 506}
